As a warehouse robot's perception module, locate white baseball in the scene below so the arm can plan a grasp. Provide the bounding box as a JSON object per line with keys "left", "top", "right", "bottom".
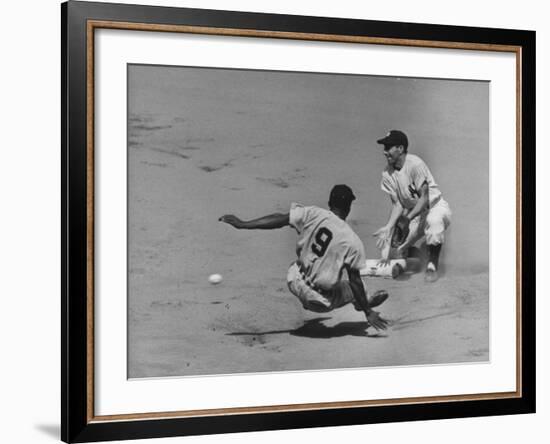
{"left": 208, "top": 273, "right": 223, "bottom": 285}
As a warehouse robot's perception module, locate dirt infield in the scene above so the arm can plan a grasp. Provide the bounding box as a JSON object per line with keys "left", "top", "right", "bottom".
{"left": 127, "top": 65, "right": 489, "bottom": 378}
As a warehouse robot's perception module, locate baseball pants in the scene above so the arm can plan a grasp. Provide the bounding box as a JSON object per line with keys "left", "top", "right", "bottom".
{"left": 404, "top": 198, "right": 452, "bottom": 247}
{"left": 286, "top": 262, "right": 358, "bottom": 313}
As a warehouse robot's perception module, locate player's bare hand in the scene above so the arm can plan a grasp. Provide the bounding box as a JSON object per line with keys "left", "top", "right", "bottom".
{"left": 366, "top": 310, "right": 389, "bottom": 331}
{"left": 377, "top": 258, "right": 391, "bottom": 267}
{"left": 219, "top": 214, "right": 244, "bottom": 229}
{"left": 373, "top": 226, "right": 391, "bottom": 250}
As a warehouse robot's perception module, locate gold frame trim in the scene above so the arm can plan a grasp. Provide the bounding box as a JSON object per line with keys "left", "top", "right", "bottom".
{"left": 86, "top": 19, "right": 523, "bottom": 423}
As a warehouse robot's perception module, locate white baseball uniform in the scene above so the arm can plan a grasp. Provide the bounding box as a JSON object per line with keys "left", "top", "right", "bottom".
{"left": 286, "top": 203, "right": 366, "bottom": 313}
{"left": 381, "top": 153, "right": 451, "bottom": 246}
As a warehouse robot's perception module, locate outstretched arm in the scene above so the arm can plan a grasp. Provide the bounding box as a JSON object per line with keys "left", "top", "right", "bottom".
{"left": 348, "top": 268, "right": 388, "bottom": 331}
{"left": 219, "top": 212, "right": 290, "bottom": 230}
{"left": 373, "top": 194, "right": 404, "bottom": 251}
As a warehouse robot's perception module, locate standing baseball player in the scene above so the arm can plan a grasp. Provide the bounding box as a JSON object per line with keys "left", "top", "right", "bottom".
{"left": 219, "top": 185, "right": 389, "bottom": 331}
{"left": 372, "top": 130, "right": 452, "bottom": 282}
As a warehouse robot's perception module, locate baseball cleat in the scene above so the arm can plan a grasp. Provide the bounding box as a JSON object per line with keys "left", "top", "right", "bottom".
{"left": 352, "top": 290, "right": 389, "bottom": 311}
{"left": 368, "top": 290, "right": 389, "bottom": 308}
{"left": 424, "top": 263, "right": 439, "bottom": 283}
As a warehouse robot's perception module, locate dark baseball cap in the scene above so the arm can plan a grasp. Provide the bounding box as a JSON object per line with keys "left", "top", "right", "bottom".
{"left": 329, "top": 184, "right": 356, "bottom": 205}
{"left": 377, "top": 130, "right": 408, "bottom": 148}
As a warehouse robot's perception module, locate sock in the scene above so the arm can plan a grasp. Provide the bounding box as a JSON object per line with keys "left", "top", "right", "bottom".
{"left": 427, "top": 244, "right": 442, "bottom": 270}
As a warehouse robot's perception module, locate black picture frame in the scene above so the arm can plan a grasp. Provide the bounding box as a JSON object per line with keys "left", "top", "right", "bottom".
{"left": 62, "top": 1, "right": 536, "bottom": 442}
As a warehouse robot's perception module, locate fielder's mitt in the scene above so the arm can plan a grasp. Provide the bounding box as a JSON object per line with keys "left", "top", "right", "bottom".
{"left": 391, "top": 215, "right": 410, "bottom": 248}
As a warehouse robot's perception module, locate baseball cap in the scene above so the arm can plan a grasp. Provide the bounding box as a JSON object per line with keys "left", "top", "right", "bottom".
{"left": 377, "top": 130, "right": 408, "bottom": 148}
{"left": 329, "top": 184, "right": 356, "bottom": 205}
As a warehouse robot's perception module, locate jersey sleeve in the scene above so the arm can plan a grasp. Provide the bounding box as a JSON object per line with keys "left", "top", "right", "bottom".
{"left": 344, "top": 236, "right": 366, "bottom": 271}
{"left": 289, "top": 202, "right": 308, "bottom": 233}
{"left": 380, "top": 173, "right": 397, "bottom": 200}
{"left": 410, "top": 158, "right": 432, "bottom": 191}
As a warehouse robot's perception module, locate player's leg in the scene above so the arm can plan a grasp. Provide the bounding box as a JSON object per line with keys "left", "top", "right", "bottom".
{"left": 328, "top": 280, "right": 388, "bottom": 311}
{"left": 395, "top": 213, "right": 426, "bottom": 256}
{"left": 326, "top": 280, "right": 355, "bottom": 310}
{"left": 424, "top": 200, "right": 452, "bottom": 282}
{"left": 286, "top": 263, "right": 332, "bottom": 312}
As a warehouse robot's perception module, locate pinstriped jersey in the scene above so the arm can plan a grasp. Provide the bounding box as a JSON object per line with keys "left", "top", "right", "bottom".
{"left": 289, "top": 203, "right": 365, "bottom": 291}
{"left": 381, "top": 154, "right": 442, "bottom": 209}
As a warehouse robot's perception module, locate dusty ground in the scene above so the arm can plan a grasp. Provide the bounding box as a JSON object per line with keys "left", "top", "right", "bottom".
{"left": 126, "top": 65, "right": 489, "bottom": 378}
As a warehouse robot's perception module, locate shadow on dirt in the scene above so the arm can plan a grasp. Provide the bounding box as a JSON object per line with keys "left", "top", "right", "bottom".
{"left": 227, "top": 317, "right": 387, "bottom": 339}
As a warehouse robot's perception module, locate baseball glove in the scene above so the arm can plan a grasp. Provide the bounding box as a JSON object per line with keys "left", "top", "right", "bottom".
{"left": 391, "top": 215, "right": 410, "bottom": 248}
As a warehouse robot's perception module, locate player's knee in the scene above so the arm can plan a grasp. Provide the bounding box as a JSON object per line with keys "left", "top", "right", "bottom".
{"left": 425, "top": 231, "right": 444, "bottom": 245}
{"left": 426, "top": 214, "right": 446, "bottom": 234}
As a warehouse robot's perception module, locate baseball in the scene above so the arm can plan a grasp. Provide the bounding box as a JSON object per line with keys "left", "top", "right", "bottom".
{"left": 208, "top": 273, "right": 223, "bottom": 285}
